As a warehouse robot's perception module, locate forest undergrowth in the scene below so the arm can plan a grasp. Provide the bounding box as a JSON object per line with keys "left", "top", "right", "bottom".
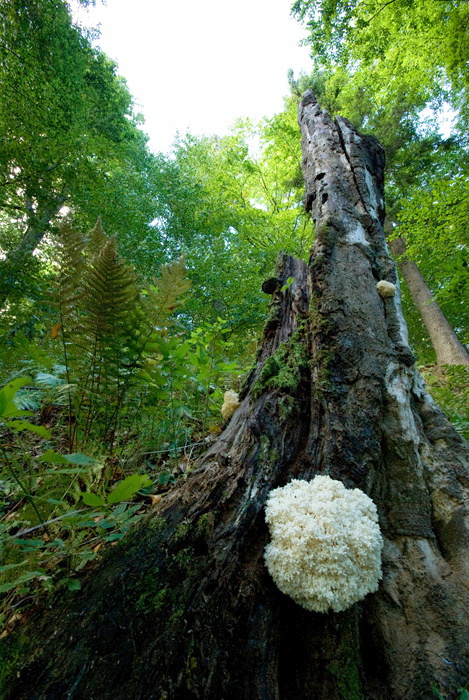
{"left": 0, "top": 222, "right": 245, "bottom": 636}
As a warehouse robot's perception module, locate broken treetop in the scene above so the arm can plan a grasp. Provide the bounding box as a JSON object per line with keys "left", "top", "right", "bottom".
{"left": 299, "top": 90, "right": 386, "bottom": 249}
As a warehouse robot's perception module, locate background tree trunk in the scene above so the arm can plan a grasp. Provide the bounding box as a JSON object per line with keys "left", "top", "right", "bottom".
{"left": 2, "top": 92, "right": 468, "bottom": 700}
{"left": 388, "top": 236, "right": 469, "bottom": 366}
{"left": 0, "top": 195, "right": 66, "bottom": 309}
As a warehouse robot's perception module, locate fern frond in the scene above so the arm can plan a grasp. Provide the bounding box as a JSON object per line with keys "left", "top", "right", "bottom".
{"left": 87, "top": 217, "right": 108, "bottom": 253}
{"left": 148, "top": 256, "right": 191, "bottom": 322}
{"left": 57, "top": 222, "right": 87, "bottom": 271}
{"left": 82, "top": 237, "right": 140, "bottom": 344}
{"left": 49, "top": 222, "right": 193, "bottom": 447}
{"left": 55, "top": 222, "right": 87, "bottom": 322}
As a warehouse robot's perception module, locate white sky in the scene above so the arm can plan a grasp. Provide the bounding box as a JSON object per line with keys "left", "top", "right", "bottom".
{"left": 73, "top": 0, "right": 312, "bottom": 153}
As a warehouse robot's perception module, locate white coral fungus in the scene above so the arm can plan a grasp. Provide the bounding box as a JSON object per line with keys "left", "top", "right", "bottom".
{"left": 221, "top": 390, "right": 240, "bottom": 421}
{"left": 264, "top": 476, "right": 383, "bottom": 613}
{"left": 376, "top": 280, "right": 396, "bottom": 297}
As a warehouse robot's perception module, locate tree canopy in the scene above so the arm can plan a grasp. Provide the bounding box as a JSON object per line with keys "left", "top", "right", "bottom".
{"left": 0, "top": 0, "right": 162, "bottom": 306}
{"left": 152, "top": 123, "right": 310, "bottom": 335}
{"left": 292, "top": 0, "right": 469, "bottom": 118}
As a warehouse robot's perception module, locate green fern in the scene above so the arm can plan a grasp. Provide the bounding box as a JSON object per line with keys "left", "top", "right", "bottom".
{"left": 87, "top": 216, "right": 108, "bottom": 252}
{"left": 150, "top": 256, "right": 192, "bottom": 318}
{"left": 53, "top": 222, "right": 89, "bottom": 446}
{"left": 55, "top": 221, "right": 87, "bottom": 323}
{"left": 81, "top": 236, "right": 139, "bottom": 344}
{"left": 78, "top": 237, "right": 143, "bottom": 443}
{"left": 51, "top": 221, "right": 191, "bottom": 449}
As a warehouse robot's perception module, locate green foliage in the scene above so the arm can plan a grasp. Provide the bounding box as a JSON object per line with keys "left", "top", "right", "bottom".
{"left": 0, "top": 227, "right": 235, "bottom": 632}
{"left": 421, "top": 365, "right": 469, "bottom": 440}
{"left": 292, "top": 0, "right": 469, "bottom": 115}
{"left": 0, "top": 0, "right": 163, "bottom": 314}
{"left": 0, "top": 377, "right": 152, "bottom": 628}
{"left": 140, "top": 316, "right": 240, "bottom": 462}
{"left": 151, "top": 256, "right": 192, "bottom": 316}
{"left": 154, "top": 123, "right": 311, "bottom": 341}
{"left": 82, "top": 473, "right": 152, "bottom": 506}
{"left": 0, "top": 377, "right": 50, "bottom": 438}
{"left": 51, "top": 221, "right": 192, "bottom": 449}
{"left": 0, "top": 215, "right": 248, "bottom": 633}
{"left": 397, "top": 177, "right": 469, "bottom": 343}
{"left": 0, "top": 500, "right": 146, "bottom": 593}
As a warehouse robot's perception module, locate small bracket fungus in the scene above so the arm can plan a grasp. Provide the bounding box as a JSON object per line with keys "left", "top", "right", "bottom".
{"left": 262, "top": 277, "right": 281, "bottom": 295}
{"left": 264, "top": 476, "right": 383, "bottom": 613}
{"left": 376, "top": 280, "right": 396, "bottom": 297}
{"left": 221, "top": 390, "right": 240, "bottom": 422}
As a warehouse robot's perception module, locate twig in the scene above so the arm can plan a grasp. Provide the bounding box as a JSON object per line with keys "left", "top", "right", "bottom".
{"left": 5, "top": 509, "right": 87, "bottom": 541}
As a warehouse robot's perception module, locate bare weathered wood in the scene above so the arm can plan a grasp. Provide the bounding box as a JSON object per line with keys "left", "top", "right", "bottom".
{"left": 298, "top": 91, "right": 468, "bottom": 698}
{"left": 2, "top": 93, "right": 468, "bottom": 700}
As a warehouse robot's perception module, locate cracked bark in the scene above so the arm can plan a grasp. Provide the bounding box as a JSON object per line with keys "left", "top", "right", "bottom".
{"left": 2, "top": 92, "right": 467, "bottom": 700}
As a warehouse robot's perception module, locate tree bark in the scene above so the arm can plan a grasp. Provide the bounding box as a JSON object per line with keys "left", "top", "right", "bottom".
{"left": 1, "top": 92, "right": 468, "bottom": 700}
{"left": 388, "top": 236, "right": 469, "bottom": 366}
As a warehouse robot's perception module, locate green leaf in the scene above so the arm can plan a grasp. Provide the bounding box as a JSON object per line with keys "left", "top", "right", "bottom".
{"left": 2, "top": 408, "right": 34, "bottom": 419}
{"left": 107, "top": 473, "right": 152, "bottom": 504}
{"left": 39, "top": 450, "right": 70, "bottom": 464}
{"left": 0, "top": 377, "right": 31, "bottom": 417}
{"left": 67, "top": 579, "right": 82, "bottom": 591}
{"left": 0, "top": 570, "right": 45, "bottom": 593}
{"left": 8, "top": 421, "right": 51, "bottom": 438}
{"left": 16, "top": 539, "right": 45, "bottom": 551}
{"left": 39, "top": 451, "right": 95, "bottom": 465}
{"left": 35, "top": 371, "right": 66, "bottom": 388}
{"left": 111, "top": 503, "right": 128, "bottom": 516}
{"left": 158, "top": 471, "right": 174, "bottom": 487}
{"left": 75, "top": 550, "right": 97, "bottom": 570}
{"left": 0, "top": 560, "right": 29, "bottom": 573}
{"left": 152, "top": 256, "right": 191, "bottom": 314}
{"left": 105, "top": 532, "right": 125, "bottom": 541}
{"left": 81, "top": 492, "right": 106, "bottom": 507}
{"left": 63, "top": 453, "right": 96, "bottom": 466}
{"left": 97, "top": 520, "right": 114, "bottom": 529}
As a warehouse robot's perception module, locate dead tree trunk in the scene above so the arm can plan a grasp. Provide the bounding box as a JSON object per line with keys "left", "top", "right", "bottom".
{"left": 2, "top": 92, "right": 468, "bottom": 700}
{"left": 388, "top": 236, "right": 469, "bottom": 366}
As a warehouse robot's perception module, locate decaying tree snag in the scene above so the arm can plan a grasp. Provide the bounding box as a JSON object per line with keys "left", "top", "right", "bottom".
{"left": 2, "top": 92, "right": 468, "bottom": 700}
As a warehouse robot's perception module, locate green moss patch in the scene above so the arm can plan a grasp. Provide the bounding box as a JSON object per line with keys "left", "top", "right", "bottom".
{"left": 252, "top": 332, "right": 309, "bottom": 399}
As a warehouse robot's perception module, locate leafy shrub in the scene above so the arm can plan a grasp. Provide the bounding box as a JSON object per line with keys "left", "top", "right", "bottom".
{"left": 0, "top": 375, "right": 152, "bottom": 633}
